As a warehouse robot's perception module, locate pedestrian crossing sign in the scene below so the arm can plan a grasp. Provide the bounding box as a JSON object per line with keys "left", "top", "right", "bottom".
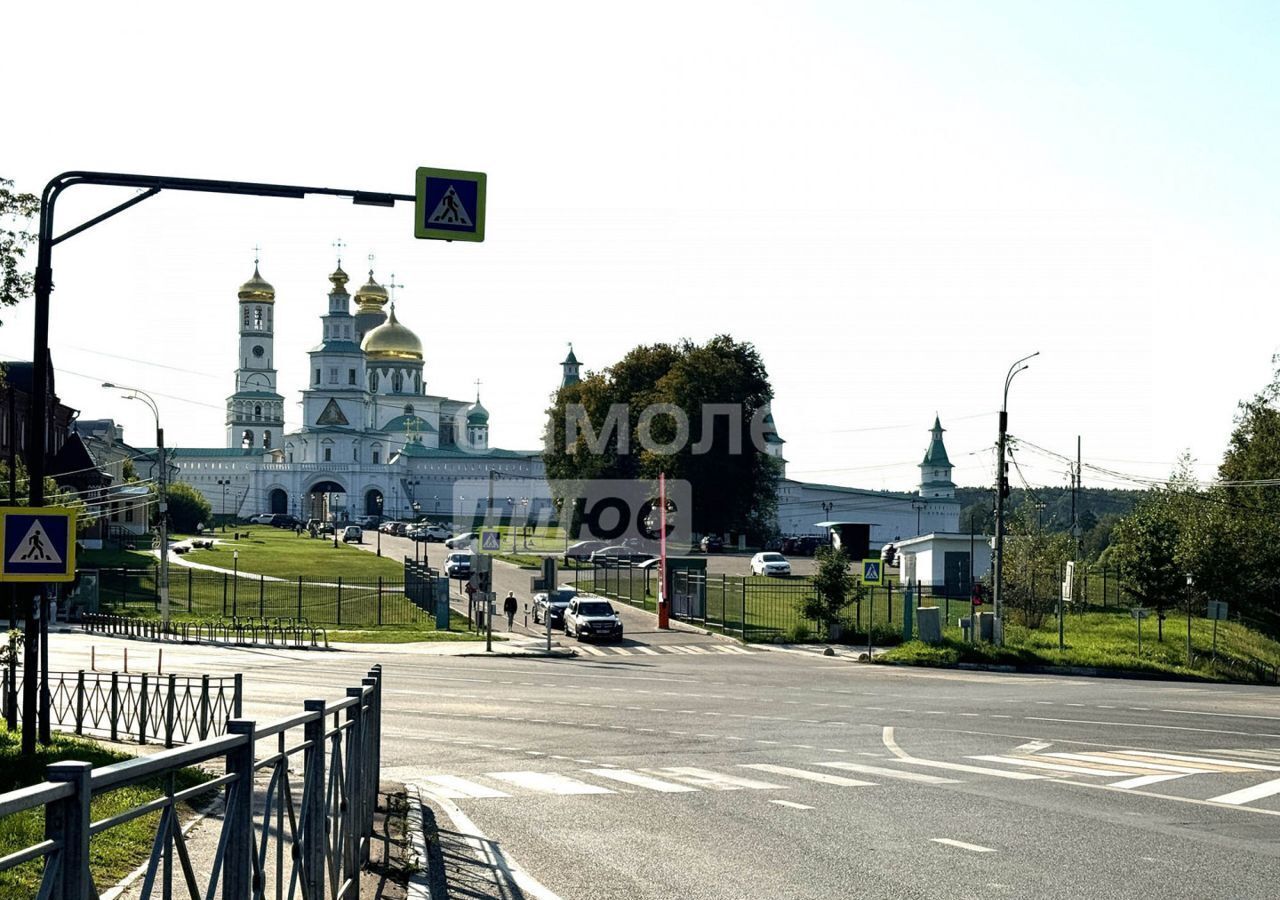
{"left": 861, "top": 559, "right": 882, "bottom": 585}
{"left": 415, "top": 167, "right": 486, "bottom": 242}
{"left": 479, "top": 528, "right": 502, "bottom": 553}
{"left": 0, "top": 507, "right": 76, "bottom": 582}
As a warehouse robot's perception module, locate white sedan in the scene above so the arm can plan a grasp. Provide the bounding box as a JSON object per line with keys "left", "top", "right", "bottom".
{"left": 750, "top": 552, "right": 791, "bottom": 576}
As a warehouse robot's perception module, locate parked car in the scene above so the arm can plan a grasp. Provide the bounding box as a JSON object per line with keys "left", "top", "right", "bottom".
{"left": 565, "top": 540, "right": 607, "bottom": 562}
{"left": 249, "top": 513, "right": 274, "bottom": 525}
{"left": 750, "top": 551, "right": 791, "bottom": 577}
{"left": 532, "top": 588, "right": 578, "bottom": 627}
{"left": 411, "top": 524, "right": 452, "bottom": 543}
{"left": 589, "top": 546, "right": 657, "bottom": 567}
{"left": 342, "top": 526, "right": 363, "bottom": 543}
{"left": 358, "top": 515, "right": 381, "bottom": 529}
{"left": 563, "top": 597, "right": 624, "bottom": 642}
{"left": 378, "top": 521, "right": 399, "bottom": 534}
{"left": 444, "top": 552, "right": 473, "bottom": 578}
{"left": 700, "top": 535, "right": 725, "bottom": 553}
{"left": 782, "top": 535, "right": 825, "bottom": 556}
{"left": 446, "top": 532, "right": 478, "bottom": 550}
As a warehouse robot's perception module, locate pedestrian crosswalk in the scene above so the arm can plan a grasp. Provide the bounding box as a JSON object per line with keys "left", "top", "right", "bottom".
{"left": 571, "top": 643, "right": 754, "bottom": 658}
{"left": 412, "top": 747, "right": 1280, "bottom": 812}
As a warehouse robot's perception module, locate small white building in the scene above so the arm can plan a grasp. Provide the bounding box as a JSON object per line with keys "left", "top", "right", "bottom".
{"left": 894, "top": 532, "right": 993, "bottom": 596}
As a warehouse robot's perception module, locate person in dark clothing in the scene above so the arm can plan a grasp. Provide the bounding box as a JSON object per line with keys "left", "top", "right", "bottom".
{"left": 503, "top": 591, "right": 518, "bottom": 629}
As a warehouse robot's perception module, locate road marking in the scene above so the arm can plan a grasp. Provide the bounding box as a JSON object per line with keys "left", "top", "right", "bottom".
{"left": 931, "top": 838, "right": 996, "bottom": 853}
{"left": 741, "top": 764, "right": 875, "bottom": 787}
{"left": 879, "top": 728, "right": 1044, "bottom": 781}
{"left": 654, "top": 767, "right": 783, "bottom": 791}
{"left": 712, "top": 646, "right": 737, "bottom": 653}
{"left": 577, "top": 646, "right": 606, "bottom": 656}
{"left": 1047, "top": 752, "right": 1205, "bottom": 774}
{"left": 423, "top": 792, "right": 563, "bottom": 900}
{"left": 606, "top": 647, "right": 631, "bottom": 655}
{"left": 769, "top": 800, "right": 814, "bottom": 810}
{"left": 1109, "top": 773, "right": 1194, "bottom": 790}
{"left": 1159, "top": 708, "right": 1280, "bottom": 722}
{"left": 1015, "top": 740, "right": 1052, "bottom": 753}
{"left": 819, "top": 762, "right": 960, "bottom": 784}
{"left": 584, "top": 768, "right": 699, "bottom": 793}
{"left": 635, "top": 647, "right": 660, "bottom": 655}
{"left": 970, "top": 755, "right": 1142, "bottom": 777}
{"left": 1107, "top": 750, "right": 1280, "bottom": 773}
{"left": 683, "top": 646, "right": 711, "bottom": 654}
{"left": 487, "top": 772, "right": 616, "bottom": 795}
{"left": 419, "top": 775, "right": 511, "bottom": 799}
{"left": 1024, "top": 716, "right": 1280, "bottom": 739}
{"left": 1208, "top": 777, "right": 1280, "bottom": 806}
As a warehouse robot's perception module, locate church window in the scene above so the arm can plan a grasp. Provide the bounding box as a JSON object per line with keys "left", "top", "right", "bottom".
{"left": 266, "top": 307, "right": 272, "bottom": 330}
{"left": 254, "top": 307, "right": 263, "bottom": 329}
{"left": 242, "top": 430, "right": 253, "bottom": 449}
{"left": 404, "top": 404, "right": 414, "bottom": 417}
{"left": 254, "top": 404, "right": 262, "bottom": 421}
{"left": 243, "top": 307, "right": 250, "bottom": 328}
{"left": 348, "top": 368, "right": 356, "bottom": 385}
{"left": 324, "top": 447, "right": 332, "bottom": 462}
{"left": 314, "top": 369, "right": 320, "bottom": 385}
{"left": 328, "top": 367, "right": 338, "bottom": 384}
{"left": 373, "top": 450, "right": 380, "bottom": 464}
{"left": 353, "top": 446, "right": 359, "bottom": 461}
{"left": 125, "top": 504, "right": 134, "bottom": 523}
{"left": 263, "top": 432, "right": 272, "bottom": 449}
{"left": 370, "top": 372, "right": 379, "bottom": 392}
{"left": 392, "top": 371, "right": 403, "bottom": 392}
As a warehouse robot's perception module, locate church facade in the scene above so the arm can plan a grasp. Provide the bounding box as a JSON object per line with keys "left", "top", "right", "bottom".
{"left": 169, "top": 263, "right": 550, "bottom": 525}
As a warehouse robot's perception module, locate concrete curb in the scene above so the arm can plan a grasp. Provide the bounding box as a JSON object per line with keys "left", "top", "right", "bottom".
{"left": 405, "top": 784, "right": 434, "bottom": 900}
{"left": 875, "top": 657, "right": 1244, "bottom": 684}
{"left": 456, "top": 648, "right": 578, "bottom": 659}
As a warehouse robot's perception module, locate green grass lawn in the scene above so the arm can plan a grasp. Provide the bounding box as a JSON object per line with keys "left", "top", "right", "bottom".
{"left": 326, "top": 611, "right": 485, "bottom": 643}
{"left": 0, "top": 727, "right": 210, "bottom": 896}
{"left": 182, "top": 526, "right": 405, "bottom": 580}
{"left": 79, "top": 546, "right": 156, "bottom": 569}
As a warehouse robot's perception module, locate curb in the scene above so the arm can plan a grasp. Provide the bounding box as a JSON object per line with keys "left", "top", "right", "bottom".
{"left": 405, "top": 784, "right": 434, "bottom": 900}
{"left": 874, "top": 657, "right": 1248, "bottom": 684}
{"left": 456, "top": 649, "right": 577, "bottom": 659}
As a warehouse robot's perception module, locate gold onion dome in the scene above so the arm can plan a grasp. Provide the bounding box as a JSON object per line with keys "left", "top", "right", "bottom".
{"left": 354, "top": 269, "right": 390, "bottom": 312}
{"left": 329, "top": 264, "right": 350, "bottom": 292}
{"left": 237, "top": 266, "right": 275, "bottom": 303}
{"left": 361, "top": 304, "right": 423, "bottom": 361}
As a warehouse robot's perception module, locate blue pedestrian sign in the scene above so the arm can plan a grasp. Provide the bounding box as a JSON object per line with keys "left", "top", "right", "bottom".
{"left": 479, "top": 528, "right": 502, "bottom": 554}
{"left": 0, "top": 507, "right": 76, "bottom": 582}
{"left": 861, "top": 559, "right": 883, "bottom": 585}
{"left": 415, "top": 167, "right": 486, "bottom": 242}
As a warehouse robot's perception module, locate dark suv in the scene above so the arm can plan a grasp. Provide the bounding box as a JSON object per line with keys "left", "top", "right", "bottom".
{"left": 699, "top": 535, "right": 725, "bottom": 553}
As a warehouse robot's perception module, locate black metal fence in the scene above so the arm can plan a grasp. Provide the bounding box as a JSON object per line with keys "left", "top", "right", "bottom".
{"left": 88, "top": 566, "right": 430, "bottom": 626}
{"left": 81, "top": 612, "right": 331, "bottom": 649}
{"left": 1, "top": 668, "right": 241, "bottom": 747}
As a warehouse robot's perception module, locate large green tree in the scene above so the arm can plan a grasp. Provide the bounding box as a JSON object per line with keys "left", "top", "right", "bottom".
{"left": 166, "top": 482, "right": 212, "bottom": 533}
{"left": 544, "top": 335, "right": 779, "bottom": 540}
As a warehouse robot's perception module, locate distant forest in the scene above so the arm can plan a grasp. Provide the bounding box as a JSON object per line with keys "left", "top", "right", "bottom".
{"left": 952, "top": 486, "right": 1145, "bottom": 560}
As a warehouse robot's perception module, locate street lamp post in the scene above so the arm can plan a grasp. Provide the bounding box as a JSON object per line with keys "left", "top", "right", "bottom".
{"left": 993, "top": 351, "right": 1039, "bottom": 643}
{"left": 216, "top": 478, "right": 231, "bottom": 531}
{"left": 376, "top": 495, "right": 384, "bottom": 557}
{"left": 911, "top": 498, "right": 926, "bottom": 538}
{"left": 103, "top": 383, "right": 169, "bottom": 632}
{"left": 232, "top": 550, "right": 239, "bottom": 618}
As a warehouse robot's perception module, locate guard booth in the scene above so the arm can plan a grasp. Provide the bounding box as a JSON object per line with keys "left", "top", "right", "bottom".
{"left": 666, "top": 557, "right": 707, "bottom": 619}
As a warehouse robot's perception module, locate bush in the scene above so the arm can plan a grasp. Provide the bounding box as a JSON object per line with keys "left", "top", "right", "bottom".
{"left": 166, "top": 482, "right": 212, "bottom": 534}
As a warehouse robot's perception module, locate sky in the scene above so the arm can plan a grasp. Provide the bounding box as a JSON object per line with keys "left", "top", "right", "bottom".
{"left": 3, "top": 1, "right": 1277, "bottom": 496}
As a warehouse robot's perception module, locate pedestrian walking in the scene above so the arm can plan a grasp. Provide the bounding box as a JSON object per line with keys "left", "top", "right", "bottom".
{"left": 503, "top": 591, "right": 518, "bottom": 630}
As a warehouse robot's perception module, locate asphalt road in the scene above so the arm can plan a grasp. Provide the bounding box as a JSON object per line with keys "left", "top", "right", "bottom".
{"left": 46, "top": 548, "right": 1280, "bottom": 899}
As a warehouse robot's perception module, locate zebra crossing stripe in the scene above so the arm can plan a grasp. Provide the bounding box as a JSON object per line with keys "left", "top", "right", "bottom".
{"left": 652, "top": 767, "right": 783, "bottom": 791}
{"left": 682, "top": 646, "right": 711, "bottom": 654}
{"left": 819, "top": 762, "right": 960, "bottom": 784}
{"left": 605, "top": 647, "right": 632, "bottom": 655}
{"left": 661, "top": 646, "right": 694, "bottom": 654}
{"left": 969, "top": 755, "right": 1143, "bottom": 777}
{"left": 740, "top": 764, "right": 875, "bottom": 787}
{"left": 1109, "top": 772, "right": 1194, "bottom": 790}
{"left": 1208, "top": 777, "right": 1280, "bottom": 806}
{"left": 584, "top": 769, "right": 700, "bottom": 793}
{"left": 420, "top": 775, "right": 511, "bottom": 799}
{"left": 487, "top": 772, "right": 616, "bottom": 795}
{"left": 634, "top": 647, "right": 660, "bottom": 655}
{"left": 576, "top": 646, "right": 607, "bottom": 656}
{"left": 1048, "top": 752, "right": 1205, "bottom": 774}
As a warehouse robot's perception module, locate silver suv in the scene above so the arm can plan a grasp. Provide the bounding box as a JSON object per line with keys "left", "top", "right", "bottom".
{"left": 563, "top": 597, "right": 624, "bottom": 642}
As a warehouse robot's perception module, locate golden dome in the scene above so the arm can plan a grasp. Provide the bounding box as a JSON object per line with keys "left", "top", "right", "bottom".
{"left": 329, "top": 265, "right": 350, "bottom": 293}
{"left": 237, "top": 266, "right": 275, "bottom": 303}
{"left": 361, "top": 304, "right": 423, "bottom": 361}
{"left": 354, "top": 269, "right": 389, "bottom": 312}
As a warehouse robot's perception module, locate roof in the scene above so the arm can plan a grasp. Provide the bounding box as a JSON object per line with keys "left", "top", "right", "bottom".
{"left": 783, "top": 479, "right": 914, "bottom": 502}
{"left": 309, "top": 341, "right": 365, "bottom": 354}
{"left": 381, "top": 414, "right": 437, "bottom": 433}
{"left": 390, "top": 445, "right": 539, "bottom": 461}
{"left": 921, "top": 416, "right": 953, "bottom": 468}
{"left": 165, "top": 448, "right": 264, "bottom": 458}
{"left": 227, "top": 390, "right": 285, "bottom": 400}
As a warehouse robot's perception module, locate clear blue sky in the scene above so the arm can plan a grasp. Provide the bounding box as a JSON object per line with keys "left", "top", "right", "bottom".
{"left": 3, "top": 1, "right": 1276, "bottom": 494}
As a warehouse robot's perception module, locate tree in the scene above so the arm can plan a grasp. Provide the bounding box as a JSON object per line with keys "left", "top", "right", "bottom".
{"left": 1, "top": 177, "right": 38, "bottom": 314}
{"left": 798, "top": 546, "right": 864, "bottom": 640}
{"left": 544, "top": 335, "right": 779, "bottom": 541}
{"left": 166, "top": 482, "right": 211, "bottom": 533}
{"left": 1000, "top": 504, "right": 1073, "bottom": 629}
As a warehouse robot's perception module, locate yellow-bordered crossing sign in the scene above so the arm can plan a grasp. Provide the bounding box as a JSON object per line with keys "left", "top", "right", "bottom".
{"left": 861, "top": 558, "right": 883, "bottom": 585}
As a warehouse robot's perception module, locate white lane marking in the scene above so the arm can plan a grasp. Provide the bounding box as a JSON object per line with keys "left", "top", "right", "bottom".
{"left": 741, "top": 764, "right": 875, "bottom": 787}
{"left": 1208, "top": 777, "right": 1280, "bottom": 806}
{"left": 712, "top": 646, "right": 737, "bottom": 653}
{"left": 577, "top": 646, "right": 606, "bottom": 656}
{"left": 634, "top": 647, "right": 660, "bottom": 655}
{"left": 1024, "top": 716, "right": 1280, "bottom": 739}
{"left": 1060, "top": 777, "right": 1280, "bottom": 818}
{"left": 654, "top": 767, "right": 783, "bottom": 791}
{"left": 487, "top": 772, "right": 616, "bottom": 795}
{"left": 723, "top": 646, "right": 752, "bottom": 654}
{"left": 969, "top": 755, "right": 1140, "bottom": 777}
{"left": 661, "top": 646, "right": 693, "bottom": 654}
{"left": 683, "top": 646, "right": 711, "bottom": 654}
{"left": 819, "top": 762, "right": 959, "bottom": 784}
{"left": 423, "top": 792, "right": 564, "bottom": 900}
{"left": 1109, "top": 751, "right": 1280, "bottom": 773}
{"left": 1014, "top": 740, "right": 1052, "bottom": 753}
{"left": 931, "top": 838, "right": 996, "bottom": 853}
{"left": 607, "top": 647, "right": 632, "bottom": 655}
{"left": 1159, "top": 708, "right": 1280, "bottom": 722}
{"left": 420, "top": 775, "right": 511, "bottom": 799}
{"left": 1109, "top": 772, "right": 1194, "bottom": 790}
{"left": 1047, "top": 752, "right": 1205, "bottom": 774}
{"left": 584, "top": 768, "right": 699, "bottom": 793}
{"left": 880, "top": 727, "right": 1043, "bottom": 781}
{"left": 770, "top": 800, "right": 814, "bottom": 810}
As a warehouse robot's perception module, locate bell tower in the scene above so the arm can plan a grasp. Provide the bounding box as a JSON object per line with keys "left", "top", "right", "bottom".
{"left": 226, "top": 256, "right": 285, "bottom": 450}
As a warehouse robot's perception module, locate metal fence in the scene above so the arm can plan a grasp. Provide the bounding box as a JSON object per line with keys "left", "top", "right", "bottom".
{"left": 88, "top": 566, "right": 429, "bottom": 626}
{"left": 81, "top": 613, "right": 330, "bottom": 649}
{"left": 2, "top": 669, "right": 242, "bottom": 747}
{"left": 0, "top": 664, "right": 382, "bottom": 900}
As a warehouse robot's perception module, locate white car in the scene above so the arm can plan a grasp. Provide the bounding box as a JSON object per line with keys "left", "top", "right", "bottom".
{"left": 411, "top": 524, "right": 453, "bottom": 543}
{"left": 751, "top": 552, "right": 791, "bottom": 577}
{"left": 445, "top": 532, "right": 478, "bottom": 550}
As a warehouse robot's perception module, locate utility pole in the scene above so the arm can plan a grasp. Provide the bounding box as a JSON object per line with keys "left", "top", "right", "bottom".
{"left": 993, "top": 352, "right": 1039, "bottom": 642}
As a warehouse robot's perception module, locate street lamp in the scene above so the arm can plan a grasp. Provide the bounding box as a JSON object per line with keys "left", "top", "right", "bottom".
{"left": 911, "top": 498, "right": 926, "bottom": 537}
{"left": 216, "top": 478, "right": 231, "bottom": 531}
{"left": 993, "top": 351, "right": 1039, "bottom": 640}
{"left": 103, "top": 382, "right": 170, "bottom": 632}
{"left": 232, "top": 549, "right": 239, "bottom": 618}
{"left": 376, "top": 494, "right": 384, "bottom": 557}
{"left": 1034, "top": 501, "right": 1047, "bottom": 532}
